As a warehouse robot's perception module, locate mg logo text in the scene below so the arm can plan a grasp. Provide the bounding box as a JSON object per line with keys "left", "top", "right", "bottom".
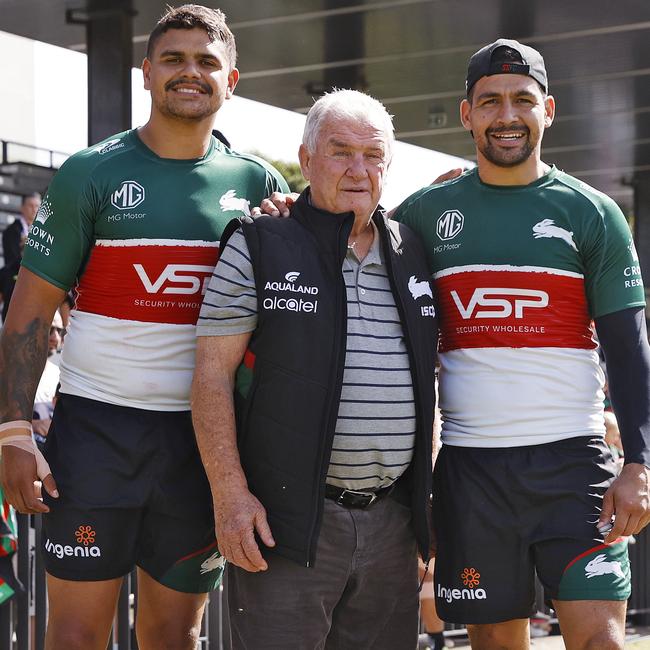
{"left": 111, "top": 181, "right": 145, "bottom": 210}
{"left": 437, "top": 210, "right": 464, "bottom": 241}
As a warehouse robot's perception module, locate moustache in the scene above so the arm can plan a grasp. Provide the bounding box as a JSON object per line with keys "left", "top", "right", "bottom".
{"left": 487, "top": 125, "right": 529, "bottom": 136}
{"left": 165, "top": 78, "right": 212, "bottom": 95}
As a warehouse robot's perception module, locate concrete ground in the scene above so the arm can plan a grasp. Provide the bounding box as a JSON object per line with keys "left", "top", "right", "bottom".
{"left": 420, "top": 627, "right": 650, "bottom": 649}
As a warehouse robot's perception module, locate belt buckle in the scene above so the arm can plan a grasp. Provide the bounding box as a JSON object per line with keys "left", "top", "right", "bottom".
{"left": 338, "top": 488, "right": 377, "bottom": 508}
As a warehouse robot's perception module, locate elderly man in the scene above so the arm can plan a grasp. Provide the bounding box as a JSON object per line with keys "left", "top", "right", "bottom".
{"left": 192, "top": 89, "right": 437, "bottom": 649}
{"left": 394, "top": 40, "right": 650, "bottom": 650}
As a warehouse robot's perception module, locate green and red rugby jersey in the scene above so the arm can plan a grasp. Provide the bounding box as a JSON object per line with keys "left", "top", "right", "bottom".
{"left": 22, "top": 129, "right": 288, "bottom": 411}
{"left": 394, "top": 167, "right": 645, "bottom": 448}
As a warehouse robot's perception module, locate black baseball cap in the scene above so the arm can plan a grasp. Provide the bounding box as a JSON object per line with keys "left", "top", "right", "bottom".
{"left": 466, "top": 38, "right": 547, "bottom": 95}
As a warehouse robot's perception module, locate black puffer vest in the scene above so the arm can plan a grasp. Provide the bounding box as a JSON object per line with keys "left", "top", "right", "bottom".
{"left": 223, "top": 192, "right": 438, "bottom": 567}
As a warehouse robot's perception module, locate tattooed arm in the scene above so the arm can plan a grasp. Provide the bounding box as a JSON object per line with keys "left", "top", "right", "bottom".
{"left": 0, "top": 267, "right": 65, "bottom": 513}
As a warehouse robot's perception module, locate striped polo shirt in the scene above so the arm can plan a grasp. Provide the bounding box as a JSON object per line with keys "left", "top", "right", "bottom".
{"left": 197, "top": 224, "right": 416, "bottom": 491}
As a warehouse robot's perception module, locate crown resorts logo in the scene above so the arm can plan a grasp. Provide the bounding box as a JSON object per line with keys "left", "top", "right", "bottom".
{"left": 437, "top": 567, "right": 487, "bottom": 604}
{"left": 35, "top": 199, "right": 54, "bottom": 225}
{"left": 45, "top": 524, "right": 102, "bottom": 559}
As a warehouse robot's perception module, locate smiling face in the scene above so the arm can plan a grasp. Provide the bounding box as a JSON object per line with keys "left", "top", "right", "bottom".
{"left": 142, "top": 27, "right": 238, "bottom": 123}
{"left": 299, "top": 116, "right": 390, "bottom": 221}
{"left": 461, "top": 74, "right": 554, "bottom": 170}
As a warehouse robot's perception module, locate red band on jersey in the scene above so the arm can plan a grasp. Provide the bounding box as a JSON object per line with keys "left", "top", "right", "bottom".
{"left": 436, "top": 269, "right": 596, "bottom": 351}
{"left": 76, "top": 242, "right": 219, "bottom": 324}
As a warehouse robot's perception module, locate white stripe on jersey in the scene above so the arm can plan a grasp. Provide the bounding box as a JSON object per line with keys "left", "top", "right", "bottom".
{"left": 60, "top": 311, "right": 197, "bottom": 411}
{"left": 95, "top": 238, "right": 219, "bottom": 248}
{"left": 434, "top": 263, "right": 584, "bottom": 280}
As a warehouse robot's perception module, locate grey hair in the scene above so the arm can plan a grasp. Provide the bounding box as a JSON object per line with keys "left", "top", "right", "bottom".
{"left": 302, "top": 89, "right": 394, "bottom": 158}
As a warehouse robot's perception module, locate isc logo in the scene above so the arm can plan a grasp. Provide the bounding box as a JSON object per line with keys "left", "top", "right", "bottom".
{"left": 134, "top": 264, "right": 214, "bottom": 295}
{"left": 437, "top": 210, "right": 464, "bottom": 241}
{"left": 111, "top": 181, "right": 145, "bottom": 210}
{"left": 451, "top": 288, "right": 549, "bottom": 319}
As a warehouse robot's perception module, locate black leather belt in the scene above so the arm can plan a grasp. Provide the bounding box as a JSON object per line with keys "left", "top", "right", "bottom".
{"left": 325, "top": 483, "right": 394, "bottom": 509}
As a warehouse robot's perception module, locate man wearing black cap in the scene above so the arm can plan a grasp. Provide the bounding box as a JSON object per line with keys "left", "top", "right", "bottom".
{"left": 393, "top": 39, "right": 650, "bottom": 649}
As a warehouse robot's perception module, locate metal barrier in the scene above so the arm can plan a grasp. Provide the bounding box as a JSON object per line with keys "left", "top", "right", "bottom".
{"left": 0, "top": 141, "right": 69, "bottom": 170}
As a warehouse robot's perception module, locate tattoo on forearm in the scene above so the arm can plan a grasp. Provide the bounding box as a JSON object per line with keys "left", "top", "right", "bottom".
{"left": 0, "top": 318, "right": 49, "bottom": 422}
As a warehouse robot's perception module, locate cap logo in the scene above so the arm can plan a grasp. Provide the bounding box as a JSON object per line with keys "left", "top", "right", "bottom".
{"left": 466, "top": 40, "right": 547, "bottom": 94}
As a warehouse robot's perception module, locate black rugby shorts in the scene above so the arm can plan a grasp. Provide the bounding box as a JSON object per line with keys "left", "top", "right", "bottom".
{"left": 432, "top": 436, "right": 630, "bottom": 624}
{"left": 41, "top": 394, "right": 224, "bottom": 593}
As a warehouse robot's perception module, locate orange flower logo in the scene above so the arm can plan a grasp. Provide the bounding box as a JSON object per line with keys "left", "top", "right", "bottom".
{"left": 75, "top": 525, "right": 96, "bottom": 546}
{"left": 461, "top": 567, "right": 480, "bottom": 588}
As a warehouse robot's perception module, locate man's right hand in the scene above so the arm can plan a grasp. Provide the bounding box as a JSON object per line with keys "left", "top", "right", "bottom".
{"left": 431, "top": 168, "right": 464, "bottom": 185}
{"left": 214, "top": 487, "right": 276, "bottom": 572}
{"left": 252, "top": 191, "right": 300, "bottom": 217}
{"left": 1, "top": 445, "right": 58, "bottom": 514}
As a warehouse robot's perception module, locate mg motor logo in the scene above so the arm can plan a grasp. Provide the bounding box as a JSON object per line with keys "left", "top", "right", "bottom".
{"left": 437, "top": 210, "right": 464, "bottom": 241}
{"left": 451, "top": 288, "right": 549, "bottom": 319}
{"left": 111, "top": 180, "right": 145, "bottom": 210}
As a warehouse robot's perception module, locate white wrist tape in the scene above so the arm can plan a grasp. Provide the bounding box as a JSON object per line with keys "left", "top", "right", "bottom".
{"left": 0, "top": 421, "right": 52, "bottom": 480}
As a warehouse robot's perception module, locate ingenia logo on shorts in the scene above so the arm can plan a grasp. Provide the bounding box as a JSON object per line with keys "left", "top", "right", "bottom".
{"left": 45, "top": 525, "right": 102, "bottom": 560}
{"left": 437, "top": 567, "right": 488, "bottom": 603}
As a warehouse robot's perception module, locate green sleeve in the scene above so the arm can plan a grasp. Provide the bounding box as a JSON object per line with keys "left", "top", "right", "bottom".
{"left": 22, "top": 156, "right": 97, "bottom": 291}
{"left": 392, "top": 186, "right": 431, "bottom": 229}
{"left": 265, "top": 166, "right": 290, "bottom": 195}
{"left": 582, "top": 196, "right": 646, "bottom": 318}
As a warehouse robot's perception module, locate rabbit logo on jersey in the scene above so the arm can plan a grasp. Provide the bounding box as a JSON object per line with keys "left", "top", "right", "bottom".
{"left": 437, "top": 567, "right": 488, "bottom": 603}
{"left": 45, "top": 525, "right": 102, "bottom": 560}
{"left": 219, "top": 189, "right": 251, "bottom": 216}
{"left": 262, "top": 271, "right": 319, "bottom": 314}
{"left": 532, "top": 219, "right": 578, "bottom": 251}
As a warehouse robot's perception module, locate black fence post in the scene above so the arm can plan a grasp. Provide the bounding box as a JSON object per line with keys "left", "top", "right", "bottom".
{"left": 33, "top": 515, "right": 46, "bottom": 650}
{"left": 116, "top": 571, "right": 131, "bottom": 649}
{"left": 16, "top": 515, "right": 30, "bottom": 650}
{"left": 0, "top": 599, "right": 12, "bottom": 648}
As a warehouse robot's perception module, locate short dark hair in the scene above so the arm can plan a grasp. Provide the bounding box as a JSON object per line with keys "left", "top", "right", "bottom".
{"left": 22, "top": 192, "right": 41, "bottom": 205}
{"left": 467, "top": 79, "right": 546, "bottom": 104}
{"left": 146, "top": 4, "right": 237, "bottom": 68}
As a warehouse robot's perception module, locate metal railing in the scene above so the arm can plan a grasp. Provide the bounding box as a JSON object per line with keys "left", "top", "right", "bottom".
{"left": 0, "top": 141, "right": 70, "bottom": 170}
